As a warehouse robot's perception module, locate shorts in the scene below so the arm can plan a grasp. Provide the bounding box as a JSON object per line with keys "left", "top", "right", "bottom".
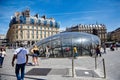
{"left": 32, "top": 53, "right": 39, "bottom": 57}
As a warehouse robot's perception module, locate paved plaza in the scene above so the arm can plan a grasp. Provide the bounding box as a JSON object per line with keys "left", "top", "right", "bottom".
{"left": 0, "top": 48, "right": 120, "bottom": 80}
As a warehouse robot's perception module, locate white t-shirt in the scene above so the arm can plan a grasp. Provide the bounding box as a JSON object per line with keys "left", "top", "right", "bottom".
{"left": 14, "top": 47, "right": 28, "bottom": 64}
{"left": 1, "top": 51, "right": 6, "bottom": 57}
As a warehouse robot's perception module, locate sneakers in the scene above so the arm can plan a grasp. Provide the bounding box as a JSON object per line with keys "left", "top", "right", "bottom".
{"left": 32, "top": 63, "right": 35, "bottom": 66}
{"left": 32, "top": 63, "right": 39, "bottom": 66}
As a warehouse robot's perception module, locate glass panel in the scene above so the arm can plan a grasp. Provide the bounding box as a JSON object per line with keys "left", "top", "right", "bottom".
{"left": 51, "top": 39, "right": 61, "bottom": 57}
{"left": 32, "top": 32, "right": 101, "bottom": 57}
{"left": 61, "top": 38, "right": 72, "bottom": 57}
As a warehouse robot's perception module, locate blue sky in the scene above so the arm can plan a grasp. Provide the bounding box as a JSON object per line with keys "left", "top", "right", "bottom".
{"left": 0, "top": 0, "right": 120, "bottom": 34}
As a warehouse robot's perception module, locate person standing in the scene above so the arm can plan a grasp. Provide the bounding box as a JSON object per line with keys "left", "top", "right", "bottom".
{"left": 0, "top": 48, "right": 6, "bottom": 68}
{"left": 96, "top": 45, "right": 101, "bottom": 57}
{"left": 45, "top": 46, "right": 50, "bottom": 58}
{"left": 11, "top": 44, "right": 28, "bottom": 80}
{"left": 103, "top": 43, "right": 106, "bottom": 53}
{"left": 73, "top": 46, "right": 78, "bottom": 58}
{"left": 31, "top": 45, "right": 39, "bottom": 66}
{"left": 101, "top": 43, "right": 106, "bottom": 54}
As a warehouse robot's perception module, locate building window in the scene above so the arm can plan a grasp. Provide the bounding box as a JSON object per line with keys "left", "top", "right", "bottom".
{"left": 27, "top": 30, "right": 30, "bottom": 38}
{"left": 27, "top": 26, "right": 29, "bottom": 29}
{"left": 36, "top": 30, "right": 38, "bottom": 39}
{"left": 36, "top": 26, "right": 38, "bottom": 29}
{"left": 48, "top": 31, "right": 50, "bottom": 36}
{"left": 40, "top": 26, "right": 42, "bottom": 30}
{"left": 20, "top": 30, "right": 23, "bottom": 33}
{"left": 40, "top": 35, "right": 42, "bottom": 38}
{"left": 38, "top": 20, "right": 41, "bottom": 25}
{"left": 44, "top": 35, "right": 46, "bottom": 38}
{"left": 32, "top": 26, "right": 34, "bottom": 29}
{"left": 27, "top": 35, "right": 29, "bottom": 38}
{"left": 51, "top": 32, "right": 53, "bottom": 35}
{"left": 44, "top": 31, "right": 46, "bottom": 35}
{"left": 16, "top": 25, "right": 18, "bottom": 28}
{"left": 16, "top": 35, "right": 18, "bottom": 39}
{"left": 44, "top": 27, "right": 46, "bottom": 30}
{"left": 32, "top": 30, "right": 34, "bottom": 34}
{"left": 49, "top": 27, "right": 51, "bottom": 30}
{"left": 36, "top": 30, "right": 38, "bottom": 34}
{"left": 44, "top": 20, "right": 47, "bottom": 26}
{"left": 20, "top": 25, "right": 22, "bottom": 29}
{"left": 30, "top": 18, "right": 34, "bottom": 24}
{"left": 16, "top": 31, "right": 18, "bottom": 34}
{"left": 32, "top": 35, "right": 34, "bottom": 39}
{"left": 21, "top": 34, "right": 23, "bottom": 39}
{"left": 36, "top": 35, "right": 38, "bottom": 39}
{"left": 50, "top": 21, "right": 53, "bottom": 27}
{"left": 55, "top": 22, "right": 60, "bottom": 28}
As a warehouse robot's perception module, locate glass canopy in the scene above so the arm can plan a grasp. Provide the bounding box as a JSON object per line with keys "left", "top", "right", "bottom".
{"left": 30, "top": 32, "right": 101, "bottom": 57}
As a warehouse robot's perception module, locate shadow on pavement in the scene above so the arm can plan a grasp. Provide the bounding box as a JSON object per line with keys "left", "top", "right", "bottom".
{"left": 0, "top": 73, "right": 16, "bottom": 77}
{"left": 25, "top": 76, "right": 46, "bottom": 80}
{"left": 0, "top": 73, "right": 46, "bottom": 80}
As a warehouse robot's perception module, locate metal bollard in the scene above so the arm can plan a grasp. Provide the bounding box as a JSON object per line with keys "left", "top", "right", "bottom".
{"left": 72, "top": 58, "right": 74, "bottom": 77}
{"left": 95, "top": 56, "right": 97, "bottom": 69}
{"left": 103, "top": 58, "right": 106, "bottom": 78}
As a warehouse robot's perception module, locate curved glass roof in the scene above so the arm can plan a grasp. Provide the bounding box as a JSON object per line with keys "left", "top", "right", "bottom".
{"left": 36, "top": 32, "right": 100, "bottom": 46}
{"left": 31, "top": 32, "right": 101, "bottom": 57}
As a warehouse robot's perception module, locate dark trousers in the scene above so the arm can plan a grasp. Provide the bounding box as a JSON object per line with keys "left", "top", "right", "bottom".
{"left": 0, "top": 57, "right": 4, "bottom": 66}
{"left": 97, "top": 52, "right": 101, "bottom": 57}
{"left": 15, "top": 63, "right": 26, "bottom": 80}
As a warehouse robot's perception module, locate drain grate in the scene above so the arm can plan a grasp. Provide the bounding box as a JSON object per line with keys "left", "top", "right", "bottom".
{"left": 26, "top": 68, "right": 51, "bottom": 76}
{"left": 26, "top": 68, "right": 68, "bottom": 76}
{"left": 75, "top": 69, "right": 100, "bottom": 78}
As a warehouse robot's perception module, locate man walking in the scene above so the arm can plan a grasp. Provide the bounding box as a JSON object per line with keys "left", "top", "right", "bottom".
{"left": 11, "top": 44, "right": 28, "bottom": 80}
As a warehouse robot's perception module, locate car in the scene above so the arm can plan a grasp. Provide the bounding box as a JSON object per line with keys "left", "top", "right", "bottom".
{"left": 116, "top": 43, "right": 120, "bottom": 47}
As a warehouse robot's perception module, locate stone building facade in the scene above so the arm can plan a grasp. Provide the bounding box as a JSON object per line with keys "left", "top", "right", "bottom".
{"left": 66, "top": 24, "right": 107, "bottom": 43}
{"left": 7, "top": 9, "right": 60, "bottom": 47}
{"left": 110, "top": 28, "right": 120, "bottom": 42}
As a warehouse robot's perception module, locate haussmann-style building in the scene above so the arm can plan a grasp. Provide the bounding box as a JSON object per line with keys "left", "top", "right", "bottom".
{"left": 6, "top": 9, "right": 60, "bottom": 47}
{"left": 110, "top": 27, "right": 120, "bottom": 42}
{"left": 66, "top": 24, "right": 107, "bottom": 43}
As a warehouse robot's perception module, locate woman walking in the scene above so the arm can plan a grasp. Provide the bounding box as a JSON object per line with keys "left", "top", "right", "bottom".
{"left": 0, "top": 48, "right": 6, "bottom": 68}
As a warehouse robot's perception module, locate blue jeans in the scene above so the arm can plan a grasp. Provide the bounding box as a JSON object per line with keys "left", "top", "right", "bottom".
{"left": 0, "top": 57, "right": 4, "bottom": 66}
{"left": 74, "top": 53, "right": 78, "bottom": 58}
{"left": 15, "top": 63, "right": 26, "bottom": 80}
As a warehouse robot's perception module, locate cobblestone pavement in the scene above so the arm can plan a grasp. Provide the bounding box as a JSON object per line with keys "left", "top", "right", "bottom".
{"left": 0, "top": 48, "right": 120, "bottom": 80}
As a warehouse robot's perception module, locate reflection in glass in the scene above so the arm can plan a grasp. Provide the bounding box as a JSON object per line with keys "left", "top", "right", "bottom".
{"left": 30, "top": 32, "right": 101, "bottom": 57}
